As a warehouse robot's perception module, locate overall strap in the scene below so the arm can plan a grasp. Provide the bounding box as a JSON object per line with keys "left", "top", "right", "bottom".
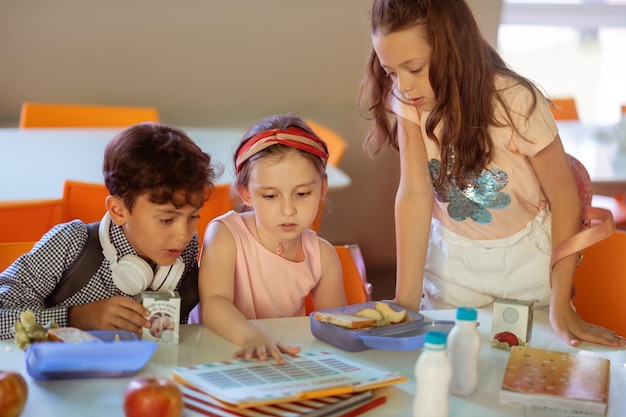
{"left": 552, "top": 155, "right": 616, "bottom": 270}
{"left": 550, "top": 207, "right": 615, "bottom": 270}
{"left": 44, "top": 222, "right": 103, "bottom": 307}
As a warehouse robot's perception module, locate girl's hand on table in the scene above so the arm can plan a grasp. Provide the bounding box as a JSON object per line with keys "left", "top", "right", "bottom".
{"left": 550, "top": 304, "right": 626, "bottom": 348}
{"left": 233, "top": 334, "right": 301, "bottom": 365}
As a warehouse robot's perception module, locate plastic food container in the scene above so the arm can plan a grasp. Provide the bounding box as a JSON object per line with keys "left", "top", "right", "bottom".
{"left": 358, "top": 320, "right": 456, "bottom": 350}
{"left": 311, "top": 301, "right": 428, "bottom": 351}
{"left": 25, "top": 330, "right": 158, "bottom": 380}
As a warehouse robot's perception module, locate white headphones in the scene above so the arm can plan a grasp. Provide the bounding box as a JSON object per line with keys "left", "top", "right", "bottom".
{"left": 98, "top": 212, "right": 185, "bottom": 295}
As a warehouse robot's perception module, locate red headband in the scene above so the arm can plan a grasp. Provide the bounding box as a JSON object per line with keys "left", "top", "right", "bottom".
{"left": 235, "top": 127, "right": 328, "bottom": 173}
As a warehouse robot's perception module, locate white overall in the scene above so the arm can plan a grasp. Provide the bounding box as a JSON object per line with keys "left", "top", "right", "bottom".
{"left": 422, "top": 209, "right": 552, "bottom": 310}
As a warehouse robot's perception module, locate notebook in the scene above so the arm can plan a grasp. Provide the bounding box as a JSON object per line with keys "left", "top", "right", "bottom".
{"left": 172, "top": 351, "right": 406, "bottom": 408}
{"left": 500, "top": 346, "right": 610, "bottom": 415}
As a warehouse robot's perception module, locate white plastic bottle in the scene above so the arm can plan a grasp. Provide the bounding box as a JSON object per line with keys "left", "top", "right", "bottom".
{"left": 447, "top": 306, "right": 481, "bottom": 396}
{"left": 413, "top": 330, "right": 451, "bottom": 417}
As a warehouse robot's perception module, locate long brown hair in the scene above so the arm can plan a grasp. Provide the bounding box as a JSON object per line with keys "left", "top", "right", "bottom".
{"left": 358, "top": 0, "right": 541, "bottom": 189}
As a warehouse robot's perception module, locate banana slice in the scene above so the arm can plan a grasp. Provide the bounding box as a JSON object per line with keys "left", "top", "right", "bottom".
{"left": 353, "top": 308, "right": 383, "bottom": 321}
{"left": 375, "top": 301, "right": 407, "bottom": 324}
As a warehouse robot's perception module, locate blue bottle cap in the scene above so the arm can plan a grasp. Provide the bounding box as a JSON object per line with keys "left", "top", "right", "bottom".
{"left": 456, "top": 307, "right": 477, "bottom": 321}
{"left": 424, "top": 330, "right": 447, "bottom": 346}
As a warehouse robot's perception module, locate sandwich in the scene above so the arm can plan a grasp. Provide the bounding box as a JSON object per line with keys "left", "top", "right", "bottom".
{"left": 313, "top": 312, "right": 377, "bottom": 330}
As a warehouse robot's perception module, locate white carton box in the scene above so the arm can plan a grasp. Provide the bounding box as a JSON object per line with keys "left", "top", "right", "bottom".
{"left": 491, "top": 298, "right": 534, "bottom": 342}
{"left": 138, "top": 290, "right": 180, "bottom": 344}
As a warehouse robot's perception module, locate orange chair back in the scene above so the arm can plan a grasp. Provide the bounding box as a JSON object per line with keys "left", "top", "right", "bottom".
{"left": 19, "top": 102, "right": 159, "bottom": 128}
{"left": 62, "top": 180, "right": 110, "bottom": 223}
{"left": 550, "top": 98, "right": 579, "bottom": 121}
{"left": 573, "top": 230, "right": 626, "bottom": 336}
{"left": 305, "top": 244, "right": 373, "bottom": 314}
{"left": 197, "top": 184, "right": 235, "bottom": 248}
{"left": 592, "top": 195, "right": 626, "bottom": 228}
{"left": 61, "top": 181, "right": 234, "bottom": 249}
{"left": 303, "top": 119, "right": 348, "bottom": 232}
{"left": 304, "top": 119, "right": 347, "bottom": 167}
{"left": 0, "top": 200, "right": 63, "bottom": 243}
{"left": 0, "top": 241, "right": 36, "bottom": 272}
{"left": 310, "top": 203, "right": 324, "bottom": 233}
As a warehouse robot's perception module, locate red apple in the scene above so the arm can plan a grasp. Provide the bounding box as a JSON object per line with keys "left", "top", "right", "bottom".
{"left": 0, "top": 370, "right": 28, "bottom": 417}
{"left": 493, "top": 331, "right": 520, "bottom": 347}
{"left": 123, "top": 377, "right": 183, "bottom": 417}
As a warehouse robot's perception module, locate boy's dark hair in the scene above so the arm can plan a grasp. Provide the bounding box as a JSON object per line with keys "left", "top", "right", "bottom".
{"left": 103, "top": 123, "right": 217, "bottom": 211}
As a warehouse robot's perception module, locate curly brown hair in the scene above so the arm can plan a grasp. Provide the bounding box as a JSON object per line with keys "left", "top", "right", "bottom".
{"left": 103, "top": 123, "right": 217, "bottom": 211}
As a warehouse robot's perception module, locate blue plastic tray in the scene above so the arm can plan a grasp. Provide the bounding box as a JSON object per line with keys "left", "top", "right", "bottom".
{"left": 359, "top": 320, "right": 456, "bottom": 350}
{"left": 25, "top": 330, "right": 158, "bottom": 380}
{"left": 310, "top": 301, "right": 427, "bottom": 352}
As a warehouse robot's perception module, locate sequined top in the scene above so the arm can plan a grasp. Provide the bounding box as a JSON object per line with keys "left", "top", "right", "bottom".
{"left": 391, "top": 75, "right": 558, "bottom": 239}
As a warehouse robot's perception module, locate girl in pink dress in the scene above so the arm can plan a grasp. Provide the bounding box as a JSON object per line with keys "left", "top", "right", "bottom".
{"left": 194, "top": 113, "right": 347, "bottom": 363}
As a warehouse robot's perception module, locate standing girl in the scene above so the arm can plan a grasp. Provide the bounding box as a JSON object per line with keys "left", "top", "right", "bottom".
{"left": 194, "top": 113, "right": 347, "bottom": 363}
{"left": 359, "top": 0, "right": 624, "bottom": 347}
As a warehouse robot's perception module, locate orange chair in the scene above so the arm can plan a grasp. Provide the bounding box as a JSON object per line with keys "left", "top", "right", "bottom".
{"left": 304, "top": 119, "right": 347, "bottom": 167}
{"left": 0, "top": 199, "right": 63, "bottom": 243}
{"left": 196, "top": 184, "right": 235, "bottom": 248}
{"left": 550, "top": 97, "right": 579, "bottom": 121}
{"left": 0, "top": 241, "right": 36, "bottom": 272}
{"left": 304, "top": 119, "right": 348, "bottom": 232}
{"left": 573, "top": 230, "right": 626, "bottom": 336}
{"left": 336, "top": 244, "right": 373, "bottom": 302}
{"left": 19, "top": 102, "right": 160, "bottom": 128}
{"left": 61, "top": 180, "right": 110, "bottom": 223}
{"left": 305, "top": 244, "right": 373, "bottom": 314}
{"left": 592, "top": 195, "right": 626, "bottom": 230}
{"left": 61, "top": 180, "right": 234, "bottom": 246}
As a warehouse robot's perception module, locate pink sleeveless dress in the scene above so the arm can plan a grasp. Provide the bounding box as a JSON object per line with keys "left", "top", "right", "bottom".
{"left": 188, "top": 210, "right": 322, "bottom": 323}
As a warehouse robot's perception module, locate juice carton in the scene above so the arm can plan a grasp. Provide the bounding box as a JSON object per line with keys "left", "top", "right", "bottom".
{"left": 492, "top": 298, "right": 534, "bottom": 342}
{"left": 137, "top": 290, "right": 180, "bottom": 344}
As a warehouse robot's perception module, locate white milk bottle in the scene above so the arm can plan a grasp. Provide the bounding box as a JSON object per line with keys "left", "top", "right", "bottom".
{"left": 413, "top": 330, "right": 451, "bottom": 417}
{"left": 448, "top": 307, "right": 480, "bottom": 395}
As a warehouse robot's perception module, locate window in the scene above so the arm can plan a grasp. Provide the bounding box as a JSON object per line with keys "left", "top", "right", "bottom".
{"left": 498, "top": 0, "right": 626, "bottom": 125}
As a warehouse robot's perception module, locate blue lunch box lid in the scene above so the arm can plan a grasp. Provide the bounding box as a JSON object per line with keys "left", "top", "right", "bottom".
{"left": 25, "top": 330, "right": 157, "bottom": 380}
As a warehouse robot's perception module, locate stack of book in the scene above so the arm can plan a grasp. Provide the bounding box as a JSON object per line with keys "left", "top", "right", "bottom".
{"left": 181, "top": 385, "right": 384, "bottom": 417}
{"left": 172, "top": 351, "right": 406, "bottom": 416}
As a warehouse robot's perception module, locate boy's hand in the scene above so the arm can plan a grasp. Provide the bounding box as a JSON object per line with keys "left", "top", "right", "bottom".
{"left": 68, "top": 296, "right": 151, "bottom": 337}
{"left": 233, "top": 334, "right": 300, "bottom": 365}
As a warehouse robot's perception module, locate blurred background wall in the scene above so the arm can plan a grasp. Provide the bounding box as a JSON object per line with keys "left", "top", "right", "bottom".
{"left": 0, "top": 1, "right": 501, "bottom": 277}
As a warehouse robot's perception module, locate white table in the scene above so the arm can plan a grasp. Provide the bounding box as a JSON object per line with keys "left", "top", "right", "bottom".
{"left": 558, "top": 121, "right": 626, "bottom": 195}
{"left": 0, "top": 128, "right": 351, "bottom": 201}
{"left": 0, "top": 308, "right": 624, "bottom": 417}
